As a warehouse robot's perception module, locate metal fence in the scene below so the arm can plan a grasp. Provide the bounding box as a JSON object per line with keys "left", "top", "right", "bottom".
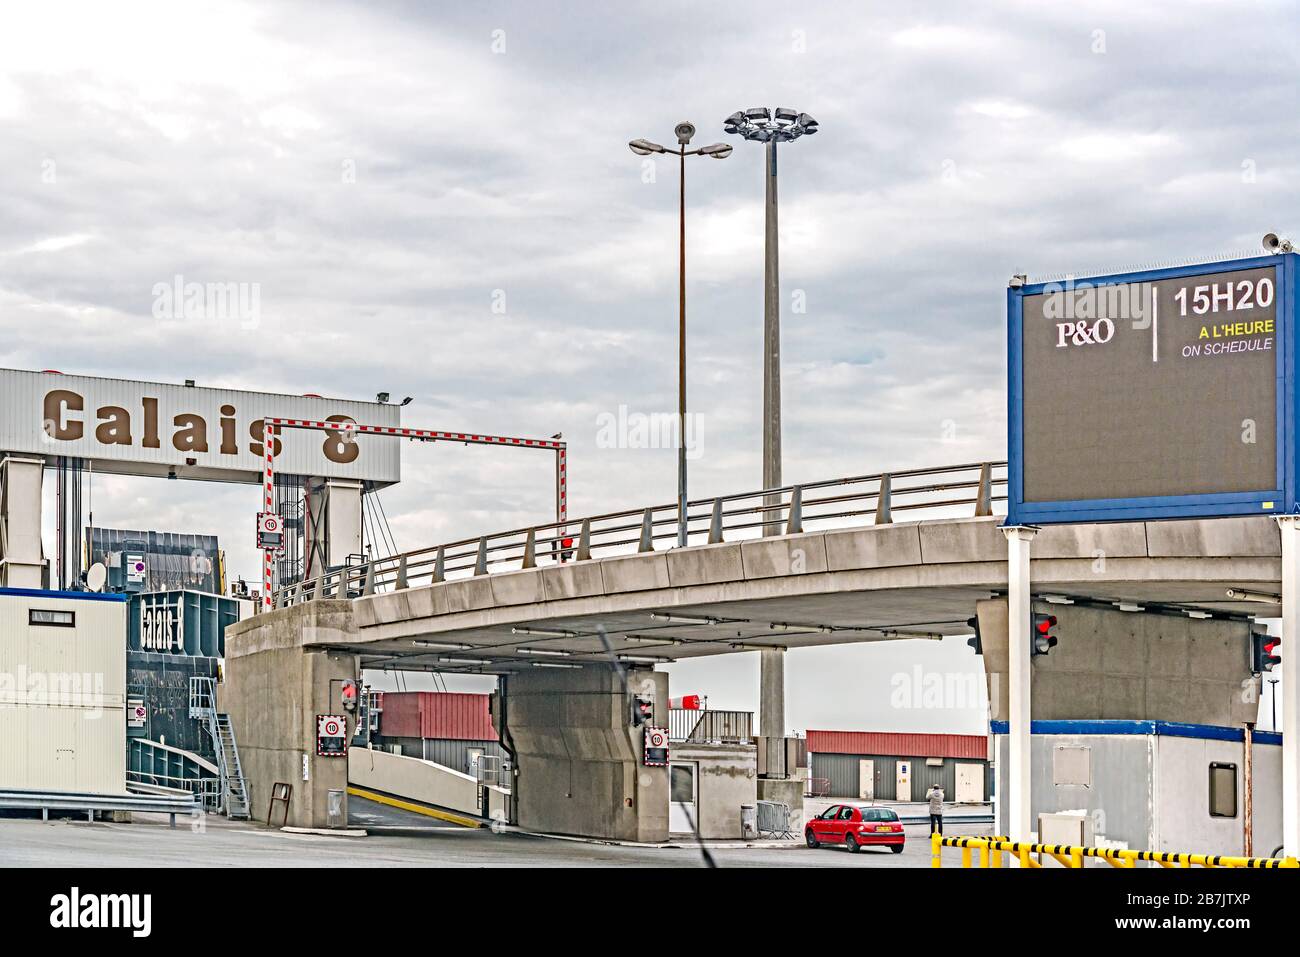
{"left": 668, "top": 708, "right": 754, "bottom": 743}
{"left": 757, "top": 800, "right": 794, "bottom": 839}
{"left": 273, "top": 460, "right": 1007, "bottom": 606}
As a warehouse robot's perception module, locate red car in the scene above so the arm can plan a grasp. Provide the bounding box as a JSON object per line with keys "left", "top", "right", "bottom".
{"left": 805, "top": 803, "right": 905, "bottom": 853}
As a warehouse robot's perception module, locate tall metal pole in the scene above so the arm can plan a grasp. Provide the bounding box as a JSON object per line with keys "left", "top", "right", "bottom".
{"left": 1277, "top": 515, "right": 1299, "bottom": 857}
{"left": 677, "top": 146, "right": 688, "bottom": 548}
{"left": 759, "top": 136, "right": 785, "bottom": 743}
{"left": 1004, "top": 525, "right": 1038, "bottom": 845}
{"left": 762, "top": 138, "right": 781, "bottom": 500}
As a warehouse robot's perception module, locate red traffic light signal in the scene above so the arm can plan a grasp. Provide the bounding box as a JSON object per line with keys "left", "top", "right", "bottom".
{"left": 1252, "top": 633, "right": 1281, "bottom": 673}
{"left": 341, "top": 679, "right": 359, "bottom": 713}
{"left": 631, "top": 694, "right": 654, "bottom": 727}
{"left": 1032, "top": 614, "right": 1058, "bottom": 657}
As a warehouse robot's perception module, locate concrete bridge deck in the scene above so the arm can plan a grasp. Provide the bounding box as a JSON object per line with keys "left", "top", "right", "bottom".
{"left": 289, "top": 515, "right": 1282, "bottom": 672}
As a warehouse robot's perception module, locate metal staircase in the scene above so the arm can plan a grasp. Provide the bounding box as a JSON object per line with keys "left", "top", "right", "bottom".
{"left": 189, "top": 677, "right": 250, "bottom": 819}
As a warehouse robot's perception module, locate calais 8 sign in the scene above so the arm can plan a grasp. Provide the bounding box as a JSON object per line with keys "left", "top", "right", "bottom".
{"left": 0, "top": 369, "right": 401, "bottom": 486}
{"left": 1008, "top": 254, "right": 1296, "bottom": 524}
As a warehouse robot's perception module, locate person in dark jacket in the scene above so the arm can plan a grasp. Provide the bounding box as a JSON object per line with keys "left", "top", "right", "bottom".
{"left": 927, "top": 784, "right": 945, "bottom": 835}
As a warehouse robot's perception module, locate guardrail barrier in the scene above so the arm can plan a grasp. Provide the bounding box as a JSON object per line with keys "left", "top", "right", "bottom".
{"left": 931, "top": 833, "right": 1300, "bottom": 869}
{"left": 272, "top": 460, "right": 1007, "bottom": 606}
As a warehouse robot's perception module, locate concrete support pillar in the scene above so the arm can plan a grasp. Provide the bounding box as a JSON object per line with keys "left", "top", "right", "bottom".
{"left": 1278, "top": 516, "right": 1300, "bottom": 857}
{"left": 0, "top": 455, "right": 46, "bottom": 589}
{"left": 221, "top": 602, "right": 359, "bottom": 829}
{"left": 1003, "top": 525, "right": 1037, "bottom": 843}
{"left": 506, "top": 665, "right": 669, "bottom": 842}
{"left": 306, "top": 478, "right": 364, "bottom": 576}
{"left": 759, "top": 649, "right": 786, "bottom": 744}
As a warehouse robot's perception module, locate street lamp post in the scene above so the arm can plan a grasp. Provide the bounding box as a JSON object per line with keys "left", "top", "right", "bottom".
{"left": 629, "top": 126, "right": 733, "bottom": 548}
{"left": 724, "top": 107, "right": 817, "bottom": 746}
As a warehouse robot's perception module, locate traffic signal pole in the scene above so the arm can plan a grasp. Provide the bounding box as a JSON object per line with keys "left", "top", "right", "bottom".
{"left": 1003, "top": 525, "right": 1038, "bottom": 847}
{"left": 1277, "top": 516, "right": 1300, "bottom": 857}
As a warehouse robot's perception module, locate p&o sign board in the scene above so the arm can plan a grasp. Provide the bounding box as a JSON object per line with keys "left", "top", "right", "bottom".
{"left": 1008, "top": 254, "right": 1297, "bottom": 524}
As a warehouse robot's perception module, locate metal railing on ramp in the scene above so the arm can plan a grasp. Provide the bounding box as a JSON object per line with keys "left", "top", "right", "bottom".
{"left": 274, "top": 460, "right": 1006, "bottom": 605}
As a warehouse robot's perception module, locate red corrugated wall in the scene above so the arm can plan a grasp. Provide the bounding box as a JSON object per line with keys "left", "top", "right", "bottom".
{"left": 420, "top": 692, "right": 496, "bottom": 740}
{"left": 806, "top": 730, "right": 987, "bottom": 760}
{"left": 378, "top": 691, "right": 421, "bottom": 738}
{"left": 380, "top": 692, "right": 496, "bottom": 741}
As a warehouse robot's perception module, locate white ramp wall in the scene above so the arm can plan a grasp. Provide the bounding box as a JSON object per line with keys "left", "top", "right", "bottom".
{"left": 348, "top": 746, "right": 507, "bottom": 821}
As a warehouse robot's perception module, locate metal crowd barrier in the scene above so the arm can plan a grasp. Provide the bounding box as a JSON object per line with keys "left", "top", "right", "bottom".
{"left": 931, "top": 833, "right": 1300, "bottom": 869}
{"left": 757, "top": 800, "right": 794, "bottom": 840}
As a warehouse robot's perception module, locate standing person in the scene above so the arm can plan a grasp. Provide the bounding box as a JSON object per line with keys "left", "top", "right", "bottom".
{"left": 927, "top": 783, "right": 945, "bottom": 836}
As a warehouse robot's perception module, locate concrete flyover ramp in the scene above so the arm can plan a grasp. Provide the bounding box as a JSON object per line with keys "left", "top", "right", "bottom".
{"left": 347, "top": 747, "right": 508, "bottom": 827}
{"left": 268, "top": 462, "right": 1284, "bottom": 671}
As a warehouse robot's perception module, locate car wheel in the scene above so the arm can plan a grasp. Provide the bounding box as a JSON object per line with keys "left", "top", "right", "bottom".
{"left": 890, "top": 845, "right": 904, "bottom": 854}
{"left": 845, "top": 833, "right": 860, "bottom": 853}
{"left": 805, "top": 830, "right": 819, "bottom": 848}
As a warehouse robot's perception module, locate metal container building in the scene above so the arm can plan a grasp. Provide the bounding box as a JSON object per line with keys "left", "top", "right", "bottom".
{"left": 0, "top": 587, "right": 128, "bottom": 795}
{"left": 376, "top": 691, "right": 506, "bottom": 775}
{"left": 807, "top": 729, "right": 991, "bottom": 803}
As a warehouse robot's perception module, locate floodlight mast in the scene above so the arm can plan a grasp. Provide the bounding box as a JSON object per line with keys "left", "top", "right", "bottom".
{"left": 724, "top": 106, "right": 819, "bottom": 743}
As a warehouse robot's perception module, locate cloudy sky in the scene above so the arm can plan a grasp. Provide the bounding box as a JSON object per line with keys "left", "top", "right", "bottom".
{"left": 2, "top": 1, "right": 1296, "bottom": 732}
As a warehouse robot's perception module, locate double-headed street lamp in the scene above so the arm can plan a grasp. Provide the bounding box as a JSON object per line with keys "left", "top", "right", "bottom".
{"left": 629, "top": 123, "right": 733, "bottom": 548}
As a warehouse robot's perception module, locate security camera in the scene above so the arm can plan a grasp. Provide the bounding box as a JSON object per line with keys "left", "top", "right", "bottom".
{"left": 1263, "top": 232, "right": 1294, "bottom": 254}
{"left": 674, "top": 121, "right": 696, "bottom": 145}
{"left": 1008, "top": 274, "right": 1027, "bottom": 288}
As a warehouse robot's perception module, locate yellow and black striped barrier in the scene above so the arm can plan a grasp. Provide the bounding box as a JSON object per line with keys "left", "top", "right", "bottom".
{"left": 931, "top": 833, "right": 1299, "bottom": 869}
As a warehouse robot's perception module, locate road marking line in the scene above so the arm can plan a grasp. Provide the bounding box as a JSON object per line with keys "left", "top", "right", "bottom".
{"left": 347, "top": 786, "right": 483, "bottom": 828}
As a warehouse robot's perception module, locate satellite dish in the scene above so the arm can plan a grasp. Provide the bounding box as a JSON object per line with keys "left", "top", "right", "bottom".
{"left": 86, "top": 563, "right": 107, "bottom": 593}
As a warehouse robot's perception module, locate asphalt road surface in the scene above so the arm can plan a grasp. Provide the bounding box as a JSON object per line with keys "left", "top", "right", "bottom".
{"left": 0, "top": 813, "right": 990, "bottom": 868}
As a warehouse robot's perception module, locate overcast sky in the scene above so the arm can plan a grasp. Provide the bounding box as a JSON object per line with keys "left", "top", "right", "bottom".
{"left": 2, "top": 1, "right": 1295, "bottom": 733}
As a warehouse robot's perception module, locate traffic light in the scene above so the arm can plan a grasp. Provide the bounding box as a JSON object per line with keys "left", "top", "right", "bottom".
{"left": 1031, "top": 613, "right": 1058, "bottom": 657}
{"left": 341, "top": 679, "right": 359, "bottom": 713}
{"left": 1251, "top": 632, "right": 1281, "bottom": 674}
{"left": 631, "top": 694, "right": 654, "bottom": 727}
{"left": 966, "top": 616, "right": 982, "bottom": 655}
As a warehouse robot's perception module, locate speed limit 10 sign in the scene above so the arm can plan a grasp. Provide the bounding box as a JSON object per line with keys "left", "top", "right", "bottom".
{"left": 643, "top": 726, "right": 669, "bottom": 767}
{"left": 317, "top": 714, "right": 348, "bottom": 757}
{"left": 257, "top": 511, "right": 285, "bottom": 551}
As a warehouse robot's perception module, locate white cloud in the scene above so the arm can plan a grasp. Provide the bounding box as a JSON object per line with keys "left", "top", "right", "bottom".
{"left": 2, "top": 1, "right": 1296, "bottom": 733}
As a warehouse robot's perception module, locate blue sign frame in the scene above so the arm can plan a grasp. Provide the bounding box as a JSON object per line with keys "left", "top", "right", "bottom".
{"left": 1007, "top": 253, "right": 1297, "bottom": 524}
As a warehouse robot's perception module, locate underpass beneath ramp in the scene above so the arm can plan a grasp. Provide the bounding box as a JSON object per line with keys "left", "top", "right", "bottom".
{"left": 347, "top": 747, "right": 508, "bottom": 829}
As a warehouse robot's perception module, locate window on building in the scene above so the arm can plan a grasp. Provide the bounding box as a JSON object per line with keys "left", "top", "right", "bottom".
{"left": 670, "top": 764, "right": 696, "bottom": 805}
{"left": 1209, "top": 763, "right": 1237, "bottom": 818}
{"left": 29, "top": 608, "right": 75, "bottom": 627}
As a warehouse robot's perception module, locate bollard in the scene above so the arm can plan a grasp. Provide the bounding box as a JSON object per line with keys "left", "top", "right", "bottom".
{"left": 785, "top": 486, "right": 803, "bottom": 534}
{"left": 637, "top": 508, "right": 655, "bottom": 552}
{"left": 931, "top": 831, "right": 942, "bottom": 868}
{"left": 975, "top": 462, "right": 993, "bottom": 516}
{"left": 575, "top": 519, "right": 592, "bottom": 561}
{"left": 875, "top": 474, "right": 893, "bottom": 524}
{"left": 707, "top": 499, "right": 725, "bottom": 544}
